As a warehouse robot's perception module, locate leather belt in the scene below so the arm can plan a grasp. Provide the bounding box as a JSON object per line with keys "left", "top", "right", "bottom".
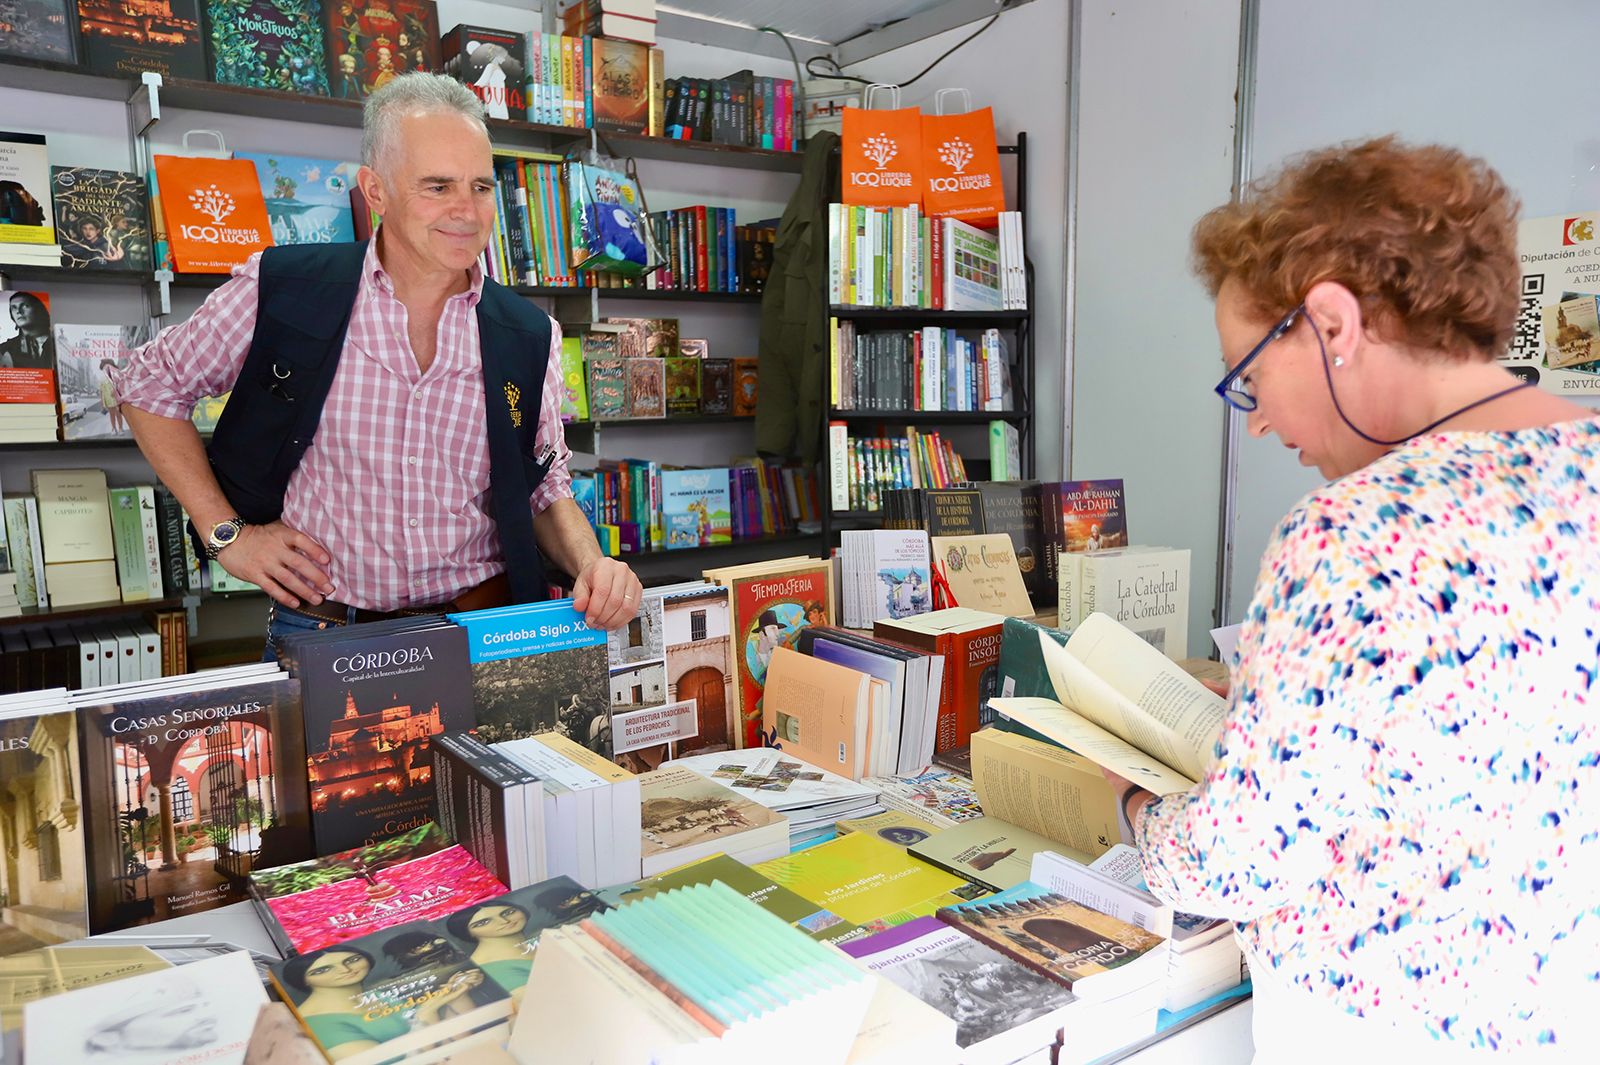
{"left": 291, "top": 573, "right": 511, "bottom": 626}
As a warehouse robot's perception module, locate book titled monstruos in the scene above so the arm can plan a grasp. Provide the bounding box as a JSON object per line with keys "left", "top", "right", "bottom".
{"left": 448, "top": 599, "right": 612, "bottom": 754}
{"left": 936, "top": 880, "right": 1168, "bottom": 1001}
{"left": 73, "top": 668, "right": 314, "bottom": 934}
{"left": 247, "top": 821, "right": 508, "bottom": 957}
{"left": 206, "top": 0, "right": 330, "bottom": 94}
{"left": 276, "top": 618, "right": 474, "bottom": 854}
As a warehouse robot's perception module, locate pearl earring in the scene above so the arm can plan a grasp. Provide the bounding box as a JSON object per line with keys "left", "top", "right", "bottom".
{"left": 1333, "top": 356, "right": 1344, "bottom": 367}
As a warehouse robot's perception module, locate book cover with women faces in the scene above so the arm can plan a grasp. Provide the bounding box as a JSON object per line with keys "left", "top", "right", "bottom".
{"left": 269, "top": 921, "right": 511, "bottom": 1063}
{"left": 24, "top": 949, "right": 265, "bottom": 1065}
{"left": 439, "top": 876, "right": 609, "bottom": 1002}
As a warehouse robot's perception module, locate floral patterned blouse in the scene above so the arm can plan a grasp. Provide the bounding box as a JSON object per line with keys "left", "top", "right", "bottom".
{"left": 1137, "top": 417, "right": 1600, "bottom": 1053}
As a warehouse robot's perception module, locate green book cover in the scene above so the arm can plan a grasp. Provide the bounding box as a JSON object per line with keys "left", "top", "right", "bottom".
{"left": 987, "top": 615, "right": 1068, "bottom": 740}
{"left": 598, "top": 854, "right": 867, "bottom": 946}
{"left": 106, "top": 487, "right": 146, "bottom": 602}
{"left": 559, "top": 335, "right": 588, "bottom": 421}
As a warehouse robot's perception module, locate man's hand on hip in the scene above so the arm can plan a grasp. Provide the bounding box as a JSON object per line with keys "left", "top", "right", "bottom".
{"left": 572, "top": 556, "right": 642, "bottom": 630}
{"left": 218, "top": 521, "right": 335, "bottom": 608}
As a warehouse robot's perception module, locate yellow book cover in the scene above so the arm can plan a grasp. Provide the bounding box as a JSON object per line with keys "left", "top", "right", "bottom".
{"left": 30, "top": 468, "right": 114, "bottom": 564}
{"left": 835, "top": 809, "right": 941, "bottom": 849}
{"left": 534, "top": 730, "right": 636, "bottom": 783}
{"left": 0, "top": 945, "right": 169, "bottom": 1032}
{"left": 752, "top": 831, "right": 968, "bottom": 929}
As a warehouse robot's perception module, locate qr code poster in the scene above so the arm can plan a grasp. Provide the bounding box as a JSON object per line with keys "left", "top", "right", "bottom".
{"left": 1501, "top": 212, "right": 1600, "bottom": 394}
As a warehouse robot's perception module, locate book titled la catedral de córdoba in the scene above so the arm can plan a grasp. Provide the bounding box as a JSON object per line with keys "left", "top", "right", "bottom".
{"left": 448, "top": 600, "right": 613, "bottom": 755}
{"left": 75, "top": 671, "right": 313, "bottom": 934}
{"left": 277, "top": 620, "right": 475, "bottom": 854}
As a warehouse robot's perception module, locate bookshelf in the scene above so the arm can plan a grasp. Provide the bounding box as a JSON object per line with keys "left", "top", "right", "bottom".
{"left": 820, "top": 135, "right": 1035, "bottom": 544}
{"left": 0, "top": 51, "right": 803, "bottom": 658}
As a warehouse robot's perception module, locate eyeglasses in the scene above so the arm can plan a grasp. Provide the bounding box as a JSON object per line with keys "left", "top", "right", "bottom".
{"left": 1213, "top": 303, "right": 1303, "bottom": 412}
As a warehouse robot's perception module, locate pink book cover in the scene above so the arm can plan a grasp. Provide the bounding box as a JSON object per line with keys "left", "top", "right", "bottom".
{"left": 250, "top": 823, "right": 508, "bottom": 955}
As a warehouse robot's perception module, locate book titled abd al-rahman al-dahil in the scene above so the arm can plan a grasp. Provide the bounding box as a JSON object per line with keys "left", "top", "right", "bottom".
{"left": 207, "top": 0, "right": 330, "bottom": 95}
{"left": 276, "top": 620, "right": 475, "bottom": 855}
{"left": 75, "top": 671, "right": 314, "bottom": 934}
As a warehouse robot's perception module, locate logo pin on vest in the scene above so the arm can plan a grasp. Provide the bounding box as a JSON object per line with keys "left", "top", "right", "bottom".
{"left": 504, "top": 382, "right": 522, "bottom": 428}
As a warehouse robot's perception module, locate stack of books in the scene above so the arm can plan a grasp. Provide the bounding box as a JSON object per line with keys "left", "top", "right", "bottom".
{"left": 513, "top": 882, "right": 872, "bottom": 1061}
{"left": 433, "top": 730, "right": 549, "bottom": 890}
{"left": 828, "top": 206, "right": 1027, "bottom": 311}
{"left": 498, "top": 731, "right": 642, "bottom": 889}
{"left": 665, "top": 748, "right": 883, "bottom": 849}
{"left": 838, "top": 529, "right": 933, "bottom": 630}
{"left": 831, "top": 320, "right": 1013, "bottom": 412}
{"left": 665, "top": 71, "right": 800, "bottom": 150}
{"left": 562, "top": 0, "right": 657, "bottom": 46}
{"left": 636, "top": 762, "right": 788, "bottom": 875}
{"left": 644, "top": 207, "right": 773, "bottom": 293}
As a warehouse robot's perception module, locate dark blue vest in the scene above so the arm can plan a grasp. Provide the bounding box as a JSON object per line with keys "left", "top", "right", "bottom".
{"left": 204, "top": 240, "right": 551, "bottom": 605}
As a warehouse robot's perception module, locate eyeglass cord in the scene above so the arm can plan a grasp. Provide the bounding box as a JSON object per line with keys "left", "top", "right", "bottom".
{"left": 1308, "top": 310, "right": 1536, "bottom": 447}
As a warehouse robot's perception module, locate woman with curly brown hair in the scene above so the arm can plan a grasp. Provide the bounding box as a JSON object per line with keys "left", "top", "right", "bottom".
{"left": 1107, "top": 138, "right": 1599, "bottom": 1061}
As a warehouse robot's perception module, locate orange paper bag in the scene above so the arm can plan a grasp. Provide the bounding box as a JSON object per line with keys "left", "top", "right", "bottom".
{"left": 921, "top": 93, "right": 1005, "bottom": 223}
{"left": 152, "top": 155, "right": 273, "bottom": 274}
{"left": 840, "top": 85, "right": 923, "bottom": 209}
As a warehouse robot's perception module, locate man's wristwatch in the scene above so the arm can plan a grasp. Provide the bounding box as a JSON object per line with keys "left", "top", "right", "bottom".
{"left": 205, "top": 517, "right": 247, "bottom": 559}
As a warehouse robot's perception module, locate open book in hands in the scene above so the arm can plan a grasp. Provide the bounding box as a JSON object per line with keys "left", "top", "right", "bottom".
{"left": 987, "top": 612, "right": 1227, "bottom": 797}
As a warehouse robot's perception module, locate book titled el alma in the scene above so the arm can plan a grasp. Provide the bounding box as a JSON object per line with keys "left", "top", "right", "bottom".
{"left": 248, "top": 822, "right": 508, "bottom": 957}
{"left": 151, "top": 155, "right": 273, "bottom": 273}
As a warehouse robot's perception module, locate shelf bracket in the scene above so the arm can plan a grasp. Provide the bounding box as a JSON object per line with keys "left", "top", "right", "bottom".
{"left": 128, "top": 72, "right": 162, "bottom": 143}
{"left": 151, "top": 270, "right": 173, "bottom": 317}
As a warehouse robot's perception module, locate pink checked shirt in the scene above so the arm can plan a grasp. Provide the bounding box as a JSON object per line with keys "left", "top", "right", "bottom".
{"left": 112, "top": 242, "right": 572, "bottom": 612}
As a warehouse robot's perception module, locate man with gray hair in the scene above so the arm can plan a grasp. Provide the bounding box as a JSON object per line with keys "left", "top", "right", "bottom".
{"left": 114, "top": 73, "right": 641, "bottom": 642}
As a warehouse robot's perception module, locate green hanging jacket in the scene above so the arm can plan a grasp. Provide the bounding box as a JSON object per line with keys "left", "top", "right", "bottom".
{"left": 755, "top": 131, "right": 839, "bottom": 463}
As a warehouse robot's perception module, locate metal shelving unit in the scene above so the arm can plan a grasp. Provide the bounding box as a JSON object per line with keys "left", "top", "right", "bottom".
{"left": 820, "top": 135, "right": 1035, "bottom": 544}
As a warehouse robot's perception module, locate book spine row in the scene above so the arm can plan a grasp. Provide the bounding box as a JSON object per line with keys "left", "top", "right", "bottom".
{"left": 831, "top": 322, "right": 1012, "bottom": 413}
{"left": 663, "top": 74, "right": 798, "bottom": 150}
{"left": 571, "top": 461, "right": 820, "bottom": 552}
{"left": 827, "top": 205, "right": 1027, "bottom": 312}
{"left": 828, "top": 429, "right": 972, "bottom": 512}
{"left": 481, "top": 155, "right": 581, "bottom": 289}
{"left": 526, "top": 32, "right": 596, "bottom": 128}
{"left": 641, "top": 209, "right": 773, "bottom": 295}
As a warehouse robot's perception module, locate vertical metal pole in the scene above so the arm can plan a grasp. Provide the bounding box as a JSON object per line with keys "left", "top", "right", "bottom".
{"left": 1060, "top": 0, "right": 1082, "bottom": 478}
{"left": 1214, "top": 0, "right": 1260, "bottom": 632}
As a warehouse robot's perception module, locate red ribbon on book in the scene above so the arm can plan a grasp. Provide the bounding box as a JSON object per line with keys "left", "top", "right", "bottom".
{"left": 930, "top": 561, "right": 959, "bottom": 610}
